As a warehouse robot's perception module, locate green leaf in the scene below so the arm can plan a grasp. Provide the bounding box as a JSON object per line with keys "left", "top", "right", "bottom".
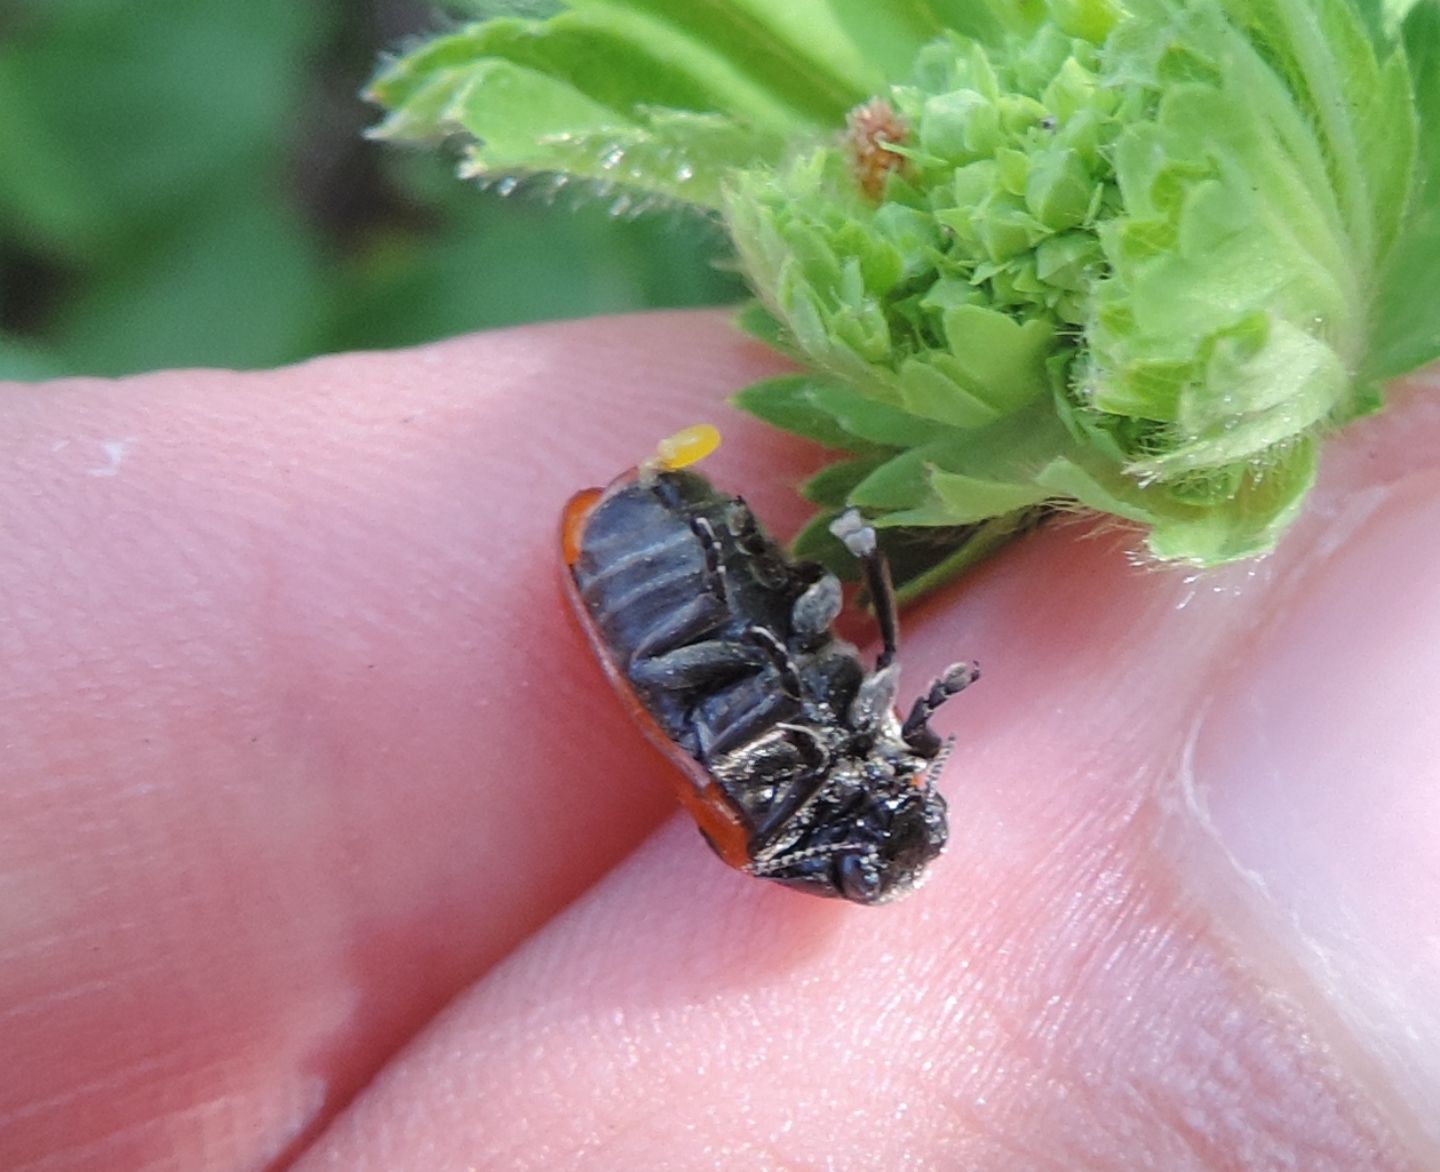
{"left": 928, "top": 303, "right": 1055, "bottom": 410}
{"left": 921, "top": 467, "right": 1052, "bottom": 521}
{"left": 1226, "top": 0, "right": 1415, "bottom": 254}
{"left": 370, "top": 21, "right": 798, "bottom": 211}
{"left": 805, "top": 382, "right": 960, "bottom": 447}
{"left": 733, "top": 301, "right": 790, "bottom": 350}
{"left": 368, "top": 0, "right": 1043, "bottom": 212}
{"left": 1381, "top": 0, "right": 1428, "bottom": 30}
{"left": 0, "top": 335, "right": 67, "bottom": 382}
{"left": 1035, "top": 437, "right": 1318, "bottom": 563}
{"left": 917, "top": 398, "right": 1081, "bottom": 479}
{"left": 847, "top": 448, "right": 934, "bottom": 510}
{"left": 575, "top": 0, "right": 868, "bottom": 120}
{"left": 445, "top": 57, "right": 631, "bottom": 153}
{"left": 373, "top": 18, "right": 727, "bottom": 119}
{"left": 732, "top": 375, "right": 882, "bottom": 449}
{"left": 329, "top": 165, "right": 743, "bottom": 352}
{"left": 458, "top": 95, "right": 776, "bottom": 210}
{"left": 46, "top": 183, "right": 328, "bottom": 375}
{"left": 1033, "top": 455, "right": 1159, "bottom": 524}
{"left": 376, "top": 40, "right": 785, "bottom": 209}
{"left": 801, "top": 454, "right": 892, "bottom": 505}
{"left": 892, "top": 357, "right": 1007, "bottom": 428}
{"left": 1366, "top": 0, "right": 1440, "bottom": 381}
{"left": 889, "top": 508, "right": 1045, "bottom": 603}
{"left": 1145, "top": 438, "right": 1318, "bottom": 563}
{"left": 787, "top": 498, "right": 1041, "bottom": 598}
{"left": 0, "top": 0, "right": 322, "bottom": 256}
{"left": 439, "top": 1, "right": 568, "bottom": 18}
{"left": 373, "top": 12, "right": 821, "bottom": 137}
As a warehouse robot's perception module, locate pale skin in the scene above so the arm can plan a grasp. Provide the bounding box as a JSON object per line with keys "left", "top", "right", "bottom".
{"left": 2, "top": 311, "right": 1439, "bottom": 1170}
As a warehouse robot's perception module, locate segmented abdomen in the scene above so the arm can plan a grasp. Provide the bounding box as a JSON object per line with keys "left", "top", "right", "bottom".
{"left": 569, "top": 470, "right": 814, "bottom": 759}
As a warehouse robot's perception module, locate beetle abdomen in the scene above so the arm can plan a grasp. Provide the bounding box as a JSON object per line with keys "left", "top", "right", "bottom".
{"left": 570, "top": 469, "right": 817, "bottom": 753}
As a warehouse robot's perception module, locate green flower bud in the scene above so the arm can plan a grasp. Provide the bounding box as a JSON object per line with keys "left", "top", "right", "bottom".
{"left": 370, "top": 0, "right": 1436, "bottom": 591}
{"left": 726, "top": 0, "right": 1419, "bottom": 572}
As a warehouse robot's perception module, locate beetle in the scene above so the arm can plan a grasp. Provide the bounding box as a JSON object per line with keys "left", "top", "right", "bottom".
{"left": 561, "top": 425, "right": 977, "bottom": 904}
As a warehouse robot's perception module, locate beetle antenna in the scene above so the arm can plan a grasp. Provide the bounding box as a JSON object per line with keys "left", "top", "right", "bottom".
{"left": 829, "top": 510, "right": 898, "bottom": 670}
{"left": 902, "top": 662, "right": 979, "bottom": 757}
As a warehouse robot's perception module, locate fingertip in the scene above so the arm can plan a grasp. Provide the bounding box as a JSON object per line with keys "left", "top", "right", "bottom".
{"left": 0, "top": 310, "right": 825, "bottom": 1167}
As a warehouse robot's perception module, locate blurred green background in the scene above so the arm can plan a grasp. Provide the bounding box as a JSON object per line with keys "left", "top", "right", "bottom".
{"left": 0, "top": 0, "right": 744, "bottom": 381}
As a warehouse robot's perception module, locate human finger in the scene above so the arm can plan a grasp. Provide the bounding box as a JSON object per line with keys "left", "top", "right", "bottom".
{"left": 298, "top": 376, "right": 1440, "bottom": 1169}
{"left": 0, "top": 311, "right": 812, "bottom": 1170}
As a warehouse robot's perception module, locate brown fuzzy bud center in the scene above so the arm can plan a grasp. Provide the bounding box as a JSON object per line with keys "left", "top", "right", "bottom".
{"left": 844, "top": 98, "right": 909, "bottom": 200}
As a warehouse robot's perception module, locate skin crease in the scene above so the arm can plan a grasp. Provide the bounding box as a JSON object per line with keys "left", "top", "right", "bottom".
{"left": 0, "top": 311, "right": 1436, "bottom": 1170}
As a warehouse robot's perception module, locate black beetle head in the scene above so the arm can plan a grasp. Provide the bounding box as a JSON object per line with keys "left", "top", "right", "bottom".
{"left": 845, "top": 784, "right": 948, "bottom": 903}
{"left": 756, "top": 778, "right": 948, "bottom": 905}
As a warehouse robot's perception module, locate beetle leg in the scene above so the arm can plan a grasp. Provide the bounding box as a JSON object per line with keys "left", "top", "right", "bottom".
{"left": 712, "top": 723, "right": 831, "bottom": 856}
{"left": 723, "top": 499, "right": 764, "bottom": 552}
{"left": 849, "top": 662, "right": 901, "bottom": 731}
{"left": 744, "top": 623, "right": 803, "bottom": 698}
{"left": 791, "top": 571, "right": 843, "bottom": 646}
{"left": 627, "top": 639, "right": 762, "bottom": 691}
{"left": 699, "top": 688, "right": 806, "bottom": 764}
{"left": 901, "top": 661, "right": 980, "bottom": 758}
{"left": 688, "top": 514, "right": 728, "bottom": 603}
{"left": 829, "top": 509, "right": 898, "bottom": 670}
{"left": 748, "top": 773, "right": 830, "bottom": 856}
{"left": 628, "top": 593, "right": 726, "bottom": 660}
